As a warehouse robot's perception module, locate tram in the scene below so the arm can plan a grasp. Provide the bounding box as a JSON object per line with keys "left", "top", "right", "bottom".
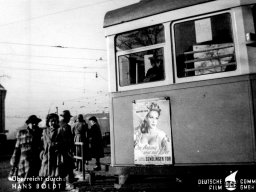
{"left": 103, "top": 0, "right": 256, "bottom": 181}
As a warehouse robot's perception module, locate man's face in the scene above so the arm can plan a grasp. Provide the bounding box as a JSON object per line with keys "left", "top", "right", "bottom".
{"left": 28, "top": 123, "right": 38, "bottom": 130}
{"left": 66, "top": 116, "right": 71, "bottom": 122}
{"left": 61, "top": 116, "right": 70, "bottom": 122}
{"left": 89, "top": 120, "right": 94, "bottom": 126}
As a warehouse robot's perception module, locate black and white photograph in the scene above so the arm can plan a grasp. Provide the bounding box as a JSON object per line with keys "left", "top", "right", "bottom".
{"left": 1, "top": 0, "right": 256, "bottom": 191}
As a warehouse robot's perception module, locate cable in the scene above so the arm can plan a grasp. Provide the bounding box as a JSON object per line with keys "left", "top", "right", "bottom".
{"left": 0, "top": 65, "right": 108, "bottom": 81}
{"left": 0, "top": 0, "right": 111, "bottom": 28}
{"left": 0, "top": 65, "right": 97, "bottom": 74}
{"left": 0, "top": 41, "right": 106, "bottom": 51}
{"left": 0, "top": 52, "right": 107, "bottom": 61}
{"left": 4, "top": 59, "right": 107, "bottom": 69}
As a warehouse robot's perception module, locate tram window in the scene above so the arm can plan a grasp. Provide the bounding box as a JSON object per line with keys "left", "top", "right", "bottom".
{"left": 118, "top": 48, "right": 164, "bottom": 86}
{"left": 173, "top": 13, "right": 236, "bottom": 78}
{"left": 116, "top": 24, "right": 164, "bottom": 51}
{"left": 115, "top": 24, "right": 165, "bottom": 87}
{"left": 253, "top": 5, "right": 256, "bottom": 32}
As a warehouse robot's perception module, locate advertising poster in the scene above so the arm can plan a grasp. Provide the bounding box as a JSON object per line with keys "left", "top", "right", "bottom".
{"left": 133, "top": 98, "right": 172, "bottom": 165}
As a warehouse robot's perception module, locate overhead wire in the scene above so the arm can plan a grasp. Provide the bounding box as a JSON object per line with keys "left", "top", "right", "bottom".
{"left": 0, "top": 65, "right": 94, "bottom": 73}
{"left": 0, "top": 0, "right": 112, "bottom": 28}
{"left": 0, "top": 65, "right": 108, "bottom": 81}
{"left": 3, "top": 59, "right": 107, "bottom": 69}
{"left": 0, "top": 41, "right": 106, "bottom": 51}
{"left": 0, "top": 52, "right": 107, "bottom": 61}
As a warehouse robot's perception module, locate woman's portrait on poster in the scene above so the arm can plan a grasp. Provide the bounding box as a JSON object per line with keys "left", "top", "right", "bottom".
{"left": 134, "top": 102, "right": 171, "bottom": 156}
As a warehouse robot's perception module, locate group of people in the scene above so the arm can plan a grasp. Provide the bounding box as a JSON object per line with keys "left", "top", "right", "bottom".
{"left": 8, "top": 110, "right": 104, "bottom": 191}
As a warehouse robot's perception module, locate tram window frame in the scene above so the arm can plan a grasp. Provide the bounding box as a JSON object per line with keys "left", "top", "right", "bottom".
{"left": 171, "top": 11, "right": 237, "bottom": 82}
{"left": 115, "top": 24, "right": 167, "bottom": 90}
{"left": 253, "top": 5, "right": 256, "bottom": 32}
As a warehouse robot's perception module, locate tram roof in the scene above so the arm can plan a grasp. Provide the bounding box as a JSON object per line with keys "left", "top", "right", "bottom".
{"left": 104, "top": 0, "right": 216, "bottom": 28}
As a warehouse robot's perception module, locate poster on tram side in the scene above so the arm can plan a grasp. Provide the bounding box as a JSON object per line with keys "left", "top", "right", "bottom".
{"left": 133, "top": 97, "right": 173, "bottom": 165}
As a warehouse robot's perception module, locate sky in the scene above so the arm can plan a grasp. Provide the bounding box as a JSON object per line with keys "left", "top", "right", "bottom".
{"left": 0, "top": 0, "right": 139, "bottom": 138}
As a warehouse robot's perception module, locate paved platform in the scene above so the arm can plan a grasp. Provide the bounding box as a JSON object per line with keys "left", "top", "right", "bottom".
{"left": 67, "top": 148, "right": 187, "bottom": 192}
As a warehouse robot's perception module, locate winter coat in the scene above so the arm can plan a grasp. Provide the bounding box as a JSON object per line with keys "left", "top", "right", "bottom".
{"left": 10, "top": 127, "right": 42, "bottom": 189}
{"left": 58, "top": 120, "right": 75, "bottom": 173}
{"left": 39, "top": 127, "right": 66, "bottom": 177}
{"left": 88, "top": 124, "right": 104, "bottom": 158}
{"left": 39, "top": 127, "right": 67, "bottom": 191}
{"left": 59, "top": 120, "right": 74, "bottom": 153}
{"left": 72, "top": 121, "right": 91, "bottom": 160}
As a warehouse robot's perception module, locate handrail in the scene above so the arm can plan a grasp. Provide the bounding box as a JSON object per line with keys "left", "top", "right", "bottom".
{"left": 184, "top": 62, "right": 236, "bottom": 72}
{"left": 184, "top": 54, "right": 234, "bottom": 64}
{"left": 184, "top": 44, "right": 234, "bottom": 55}
{"left": 74, "top": 142, "right": 85, "bottom": 180}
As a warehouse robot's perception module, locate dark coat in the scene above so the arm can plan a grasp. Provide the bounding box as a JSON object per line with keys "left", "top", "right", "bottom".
{"left": 58, "top": 120, "right": 75, "bottom": 174}
{"left": 144, "top": 65, "right": 164, "bottom": 82}
{"left": 59, "top": 120, "right": 74, "bottom": 153}
{"left": 88, "top": 124, "right": 104, "bottom": 158}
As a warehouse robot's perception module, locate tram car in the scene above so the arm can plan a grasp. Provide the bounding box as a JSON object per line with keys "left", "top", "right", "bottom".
{"left": 103, "top": 0, "right": 256, "bottom": 181}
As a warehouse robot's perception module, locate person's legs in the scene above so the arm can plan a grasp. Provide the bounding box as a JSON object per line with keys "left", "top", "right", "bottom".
{"left": 93, "top": 158, "right": 101, "bottom": 171}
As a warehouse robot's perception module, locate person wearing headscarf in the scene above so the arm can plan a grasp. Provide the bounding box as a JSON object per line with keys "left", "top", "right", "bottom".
{"left": 9, "top": 115, "right": 43, "bottom": 191}
{"left": 88, "top": 116, "right": 104, "bottom": 171}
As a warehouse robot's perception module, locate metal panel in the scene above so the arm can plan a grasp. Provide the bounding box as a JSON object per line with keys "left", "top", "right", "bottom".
{"left": 111, "top": 75, "right": 255, "bottom": 165}
{"left": 171, "top": 81, "right": 253, "bottom": 163}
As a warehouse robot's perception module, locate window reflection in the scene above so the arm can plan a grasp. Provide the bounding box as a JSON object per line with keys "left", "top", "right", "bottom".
{"left": 116, "top": 25, "right": 165, "bottom": 51}
{"left": 173, "top": 13, "right": 236, "bottom": 78}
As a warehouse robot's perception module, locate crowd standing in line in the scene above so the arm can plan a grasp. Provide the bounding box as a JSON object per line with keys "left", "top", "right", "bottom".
{"left": 8, "top": 110, "right": 105, "bottom": 192}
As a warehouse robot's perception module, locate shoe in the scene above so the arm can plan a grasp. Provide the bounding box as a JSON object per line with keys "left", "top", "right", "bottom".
{"left": 93, "top": 166, "right": 101, "bottom": 171}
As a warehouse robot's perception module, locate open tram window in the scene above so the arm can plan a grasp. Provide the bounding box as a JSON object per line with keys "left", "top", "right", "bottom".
{"left": 173, "top": 13, "right": 236, "bottom": 78}
{"left": 115, "top": 24, "right": 165, "bottom": 87}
